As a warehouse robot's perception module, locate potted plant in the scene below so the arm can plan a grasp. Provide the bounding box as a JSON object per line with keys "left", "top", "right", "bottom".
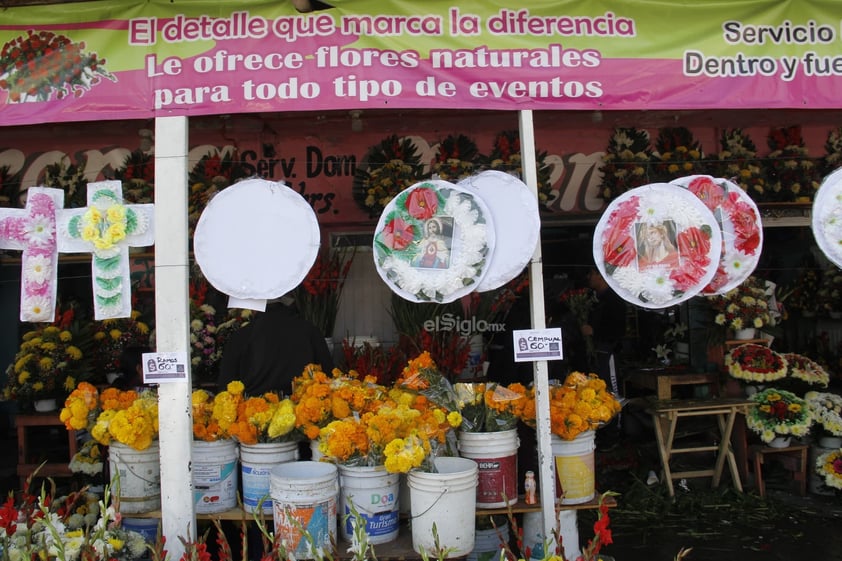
{"left": 746, "top": 387, "right": 813, "bottom": 446}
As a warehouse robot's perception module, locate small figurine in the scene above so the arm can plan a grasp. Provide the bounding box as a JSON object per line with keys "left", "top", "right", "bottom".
{"left": 524, "top": 470, "right": 537, "bottom": 504}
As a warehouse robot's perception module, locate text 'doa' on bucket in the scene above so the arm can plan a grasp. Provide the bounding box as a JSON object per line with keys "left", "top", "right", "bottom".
{"left": 339, "top": 465, "right": 400, "bottom": 544}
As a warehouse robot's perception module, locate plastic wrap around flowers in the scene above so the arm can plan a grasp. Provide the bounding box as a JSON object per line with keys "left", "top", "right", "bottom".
{"left": 593, "top": 183, "right": 721, "bottom": 309}
{"left": 726, "top": 343, "right": 788, "bottom": 383}
{"left": 671, "top": 175, "right": 762, "bottom": 295}
{"left": 373, "top": 180, "right": 493, "bottom": 303}
{"left": 812, "top": 167, "right": 842, "bottom": 268}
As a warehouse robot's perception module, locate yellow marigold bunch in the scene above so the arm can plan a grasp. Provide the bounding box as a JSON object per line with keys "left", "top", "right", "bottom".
{"left": 60, "top": 381, "right": 100, "bottom": 431}
{"left": 192, "top": 388, "right": 222, "bottom": 441}
{"left": 88, "top": 389, "right": 159, "bottom": 450}
{"left": 319, "top": 418, "right": 370, "bottom": 462}
{"left": 291, "top": 365, "right": 366, "bottom": 439}
{"left": 383, "top": 434, "right": 430, "bottom": 474}
{"left": 229, "top": 392, "right": 298, "bottom": 444}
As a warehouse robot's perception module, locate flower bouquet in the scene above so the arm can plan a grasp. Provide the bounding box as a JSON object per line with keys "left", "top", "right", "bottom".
{"left": 484, "top": 129, "right": 554, "bottom": 206}
{"left": 227, "top": 390, "right": 300, "bottom": 445}
{"left": 597, "top": 127, "right": 653, "bottom": 201}
{"left": 713, "top": 128, "right": 766, "bottom": 201}
{"left": 805, "top": 391, "right": 842, "bottom": 437}
{"left": 191, "top": 381, "right": 247, "bottom": 442}
{"left": 455, "top": 382, "right": 530, "bottom": 432}
{"left": 746, "top": 387, "right": 813, "bottom": 443}
{"left": 90, "top": 310, "right": 151, "bottom": 380}
{"left": 352, "top": 134, "right": 426, "bottom": 217}
{"left": 707, "top": 276, "right": 776, "bottom": 333}
{"left": 429, "top": 133, "right": 482, "bottom": 181}
{"left": 341, "top": 339, "right": 406, "bottom": 386}
{"left": 4, "top": 310, "right": 92, "bottom": 408}
{"left": 782, "top": 353, "right": 830, "bottom": 388}
{"left": 650, "top": 127, "right": 704, "bottom": 182}
{"left": 395, "top": 350, "right": 462, "bottom": 414}
{"left": 295, "top": 245, "right": 355, "bottom": 338}
{"left": 521, "top": 371, "right": 621, "bottom": 440}
{"left": 815, "top": 448, "right": 842, "bottom": 491}
{"left": 725, "top": 344, "right": 787, "bottom": 383}
{"left": 763, "top": 126, "right": 821, "bottom": 202}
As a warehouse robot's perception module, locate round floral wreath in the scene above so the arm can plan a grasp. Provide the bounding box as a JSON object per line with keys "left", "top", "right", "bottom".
{"left": 805, "top": 391, "right": 842, "bottom": 436}
{"left": 812, "top": 167, "right": 842, "bottom": 268}
{"left": 815, "top": 448, "right": 842, "bottom": 491}
{"left": 747, "top": 387, "right": 812, "bottom": 443}
{"left": 671, "top": 175, "right": 762, "bottom": 295}
{"left": 725, "top": 343, "right": 787, "bottom": 383}
{"left": 373, "top": 180, "right": 491, "bottom": 303}
{"left": 782, "top": 353, "right": 830, "bottom": 387}
{"left": 593, "top": 183, "right": 721, "bottom": 309}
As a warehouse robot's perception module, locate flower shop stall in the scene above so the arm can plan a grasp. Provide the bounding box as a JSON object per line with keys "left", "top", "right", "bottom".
{"left": 3, "top": 0, "right": 842, "bottom": 559}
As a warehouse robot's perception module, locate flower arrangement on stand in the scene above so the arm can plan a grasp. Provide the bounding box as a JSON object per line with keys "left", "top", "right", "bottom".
{"left": 650, "top": 126, "right": 704, "bottom": 182}
{"left": 597, "top": 127, "right": 653, "bottom": 201}
{"left": 821, "top": 126, "right": 842, "bottom": 177}
{"left": 188, "top": 149, "right": 247, "bottom": 238}
{"left": 90, "top": 309, "right": 151, "bottom": 383}
{"left": 484, "top": 129, "right": 554, "bottom": 206}
{"left": 352, "top": 134, "right": 426, "bottom": 217}
{"left": 726, "top": 344, "right": 788, "bottom": 384}
{"left": 429, "top": 133, "right": 482, "bottom": 181}
{"left": 714, "top": 128, "right": 766, "bottom": 201}
{"left": 746, "top": 387, "right": 813, "bottom": 444}
{"left": 706, "top": 276, "right": 777, "bottom": 335}
{"left": 815, "top": 448, "right": 842, "bottom": 492}
{"left": 805, "top": 390, "right": 842, "bottom": 442}
{"left": 780, "top": 353, "right": 830, "bottom": 388}
{"left": 113, "top": 149, "right": 154, "bottom": 203}
{"left": 295, "top": 245, "right": 355, "bottom": 340}
{"left": 3, "top": 307, "right": 92, "bottom": 409}
{"left": 763, "top": 126, "right": 821, "bottom": 202}
{"left": 781, "top": 267, "right": 821, "bottom": 317}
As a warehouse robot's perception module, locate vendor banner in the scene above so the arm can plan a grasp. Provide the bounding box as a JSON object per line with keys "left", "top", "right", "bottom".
{"left": 1, "top": 0, "right": 841, "bottom": 125}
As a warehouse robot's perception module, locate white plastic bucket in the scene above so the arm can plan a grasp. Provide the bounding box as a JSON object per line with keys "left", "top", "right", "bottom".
{"left": 408, "top": 456, "right": 478, "bottom": 558}
{"left": 557, "top": 510, "right": 580, "bottom": 560}
{"left": 458, "top": 429, "right": 519, "bottom": 507}
{"left": 108, "top": 442, "right": 161, "bottom": 514}
{"left": 241, "top": 442, "right": 300, "bottom": 513}
{"left": 339, "top": 465, "right": 400, "bottom": 544}
{"left": 522, "top": 510, "right": 578, "bottom": 561}
{"left": 271, "top": 461, "right": 339, "bottom": 559}
{"left": 521, "top": 511, "right": 545, "bottom": 561}
{"left": 551, "top": 431, "right": 596, "bottom": 505}
{"left": 466, "top": 523, "right": 509, "bottom": 561}
{"left": 192, "top": 440, "right": 239, "bottom": 513}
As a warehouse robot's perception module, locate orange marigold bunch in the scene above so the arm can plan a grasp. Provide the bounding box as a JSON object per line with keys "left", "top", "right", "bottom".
{"left": 60, "top": 381, "right": 100, "bottom": 431}
{"left": 547, "top": 372, "right": 622, "bottom": 440}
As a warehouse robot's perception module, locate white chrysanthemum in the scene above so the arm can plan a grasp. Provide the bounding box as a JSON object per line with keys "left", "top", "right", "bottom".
{"left": 64, "top": 534, "right": 85, "bottom": 558}
{"left": 636, "top": 199, "right": 671, "bottom": 225}
{"left": 724, "top": 251, "right": 751, "bottom": 277}
{"left": 24, "top": 254, "right": 52, "bottom": 285}
{"left": 611, "top": 266, "right": 645, "bottom": 297}
{"left": 640, "top": 268, "right": 675, "bottom": 305}
{"left": 126, "top": 531, "right": 148, "bottom": 557}
{"left": 21, "top": 295, "right": 52, "bottom": 322}
{"left": 24, "top": 213, "right": 56, "bottom": 246}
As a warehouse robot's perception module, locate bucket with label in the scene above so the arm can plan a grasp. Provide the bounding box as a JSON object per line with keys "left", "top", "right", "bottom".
{"left": 551, "top": 431, "right": 596, "bottom": 505}
{"left": 339, "top": 465, "right": 400, "bottom": 544}
{"left": 271, "top": 461, "right": 339, "bottom": 559}
{"left": 108, "top": 441, "right": 161, "bottom": 514}
{"left": 241, "top": 441, "right": 300, "bottom": 513}
{"left": 408, "top": 456, "right": 478, "bottom": 558}
{"left": 192, "top": 439, "right": 239, "bottom": 514}
{"left": 457, "top": 429, "right": 519, "bottom": 508}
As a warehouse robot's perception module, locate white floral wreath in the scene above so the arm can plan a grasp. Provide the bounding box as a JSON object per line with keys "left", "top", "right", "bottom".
{"left": 373, "top": 180, "right": 492, "bottom": 303}
{"left": 593, "top": 183, "right": 721, "bottom": 309}
{"left": 813, "top": 167, "right": 842, "bottom": 268}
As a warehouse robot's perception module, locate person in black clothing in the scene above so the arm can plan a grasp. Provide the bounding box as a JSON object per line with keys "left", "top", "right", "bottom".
{"left": 112, "top": 345, "right": 152, "bottom": 391}
{"left": 217, "top": 296, "right": 335, "bottom": 397}
{"left": 581, "top": 267, "right": 627, "bottom": 395}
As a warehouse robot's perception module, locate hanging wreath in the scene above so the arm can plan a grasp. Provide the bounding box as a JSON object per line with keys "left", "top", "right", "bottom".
{"left": 714, "top": 128, "right": 766, "bottom": 202}
{"left": 429, "top": 134, "right": 482, "bottom": 182}
{"left": 598, "top": 127, "right": 653, "bottom": 202}
{"left": 650, "top": 127, "right": 704, "bottom": 183}
{"left": 352, "top": 135, "right": 426, "bottom": 218}
{"left": 764, "top": 126, "right": 821, "bottom": 202}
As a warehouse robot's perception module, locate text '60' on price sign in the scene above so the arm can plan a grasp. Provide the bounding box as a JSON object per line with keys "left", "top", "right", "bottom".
{"left": 512, "top": 328, "right": 563, "bottom": 362}
{"left": 142, "top": 352, "right": 189, "bottom": 383}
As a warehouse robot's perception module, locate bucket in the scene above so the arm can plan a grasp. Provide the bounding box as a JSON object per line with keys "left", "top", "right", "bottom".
{"left": 551, "top": 431, "right": 596, "bottom": 505}
{"left": 408, "top": 456, "right": 478, "bottom": 558}
{"left": 122, "top": 517, "right": 160, "bottom": 544}
{"left": 241, "top": 442, "right": 300, "bottom": 513}
{"left": 270, "top": 461, "right": 339, "bottom": 559}
{"left": 108, "top": 442, "right": 161, "bottom": 514}
{"left": 458, "top": 429, "right": 519, "bottom": 508}
{"left": 466, "top": 523, "right": 509, "bottom": 561}
{"left": 521, "top": 511, "right": 544, "bottom": 561}
{"left": 192, "top": 439, "right": 239, "bottom": 514}
{"left": 339, "top": 465, "right": 400, "bottom": 544}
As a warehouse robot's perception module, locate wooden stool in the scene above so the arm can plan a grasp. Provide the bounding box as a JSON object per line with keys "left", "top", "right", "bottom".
{"left": 749, "top": 443, "right": 809, "bottom": 498}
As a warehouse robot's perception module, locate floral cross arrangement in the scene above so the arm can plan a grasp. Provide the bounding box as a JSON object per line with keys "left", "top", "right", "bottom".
{"left": 725, "top": 343, "right": 788, "bottom": 383}
{"left": 352, "top": 134, "right": 426, "bottom": 217}
{"left": 763, "top": 126, "right": 821, "bottom": 202}
{"left": 650, "top": 127, "right": 704, "bottom": 182}
{"left": 0, "top": 29, "right": 116, "bottom": 103}
{"left": 597, "top": 127, "right": 653, "bottom": 201}
{"left": 707, "top": 275, "right": 776, "bottom": 332}
{"left": 4, "top": 307, "right": 91, "bottom": 407}
{"left": 714, "top": 128, "right": 766, "bottom": 201}
{"left": 805, "top": 391, "right": 842, "bottom": 437}
{"left": 295, "top": 245, "right": 355, "bottom": 338}
{"left": 746, "top": 387, "right": 813, "bottom": 443}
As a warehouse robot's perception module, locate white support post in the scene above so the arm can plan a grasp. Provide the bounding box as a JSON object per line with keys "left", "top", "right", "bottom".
{"left": 154, "top": 115, "right": 195, "bottom": 558}
{"left": 517, "top": 110, "right": 561, "bottom": 552}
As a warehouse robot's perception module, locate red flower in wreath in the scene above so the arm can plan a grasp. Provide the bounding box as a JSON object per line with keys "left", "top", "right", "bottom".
{"left": 602, "top": 226, "right": 635, "bottom": 269}
{"left": 676, "top": 226, "right": 711, "bottom": 266}
{"left": 382, "top": 217, "right": 415, "bottom": 250}
{"left": 406, "top": 187, "right": 438, "bottom": 220}
{"left": 728, "top": 192, "right": 762, "bottom": 254}
{"left": 670, "top": 259, "right": 706, "bottom": 292}
{"left": 686, "top": 176, "right": 726, "bottom": 208}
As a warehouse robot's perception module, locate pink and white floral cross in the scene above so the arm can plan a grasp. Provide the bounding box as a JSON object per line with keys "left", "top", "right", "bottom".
{"left": 0, "top": 187, "right": 65, "bottom": 322}
{"left": 57, "top": 180, "right": 154, "bottom": 320}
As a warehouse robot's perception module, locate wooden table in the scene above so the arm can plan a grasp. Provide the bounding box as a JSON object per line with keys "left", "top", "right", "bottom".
{"left": 625, "top": 367, "right": 720, "bottom": 400}
{"left": 647, "top": 398, "right": 751, "bottom": 497}
{"left": 749, "top": 443, "right": 809, "bottom": 498}
{"left": 16, "top": 413, "right": 77, "bottom": 489}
